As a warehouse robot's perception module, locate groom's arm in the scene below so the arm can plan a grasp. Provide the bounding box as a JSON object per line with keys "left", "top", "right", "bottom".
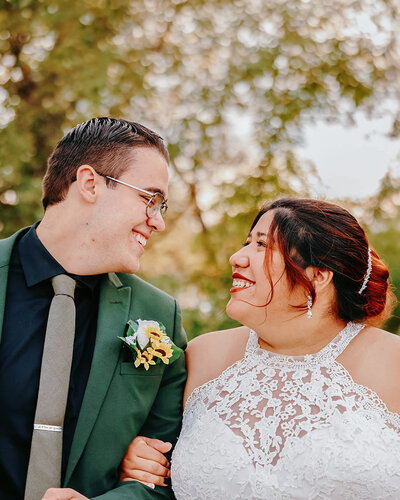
{"left": 136, "top": 301, "right": 187, "bottom": 444}
{"left": 92, "top": 300, "right": 187, "bottom": 500}
{"left": 91, "top": 482, "right": 176, "bottom": 500}
{"left": 43, "top": 483, "right": 173, "bottom": 500}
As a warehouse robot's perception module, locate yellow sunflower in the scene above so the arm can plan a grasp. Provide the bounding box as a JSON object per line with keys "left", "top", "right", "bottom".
{"left": 143, "top": 324, "right": 167, "bottom": 342}
{"left": 148, "top": 341, "right": 174, "bottom": 364}
{"left": 134, "top": 347, "right": 156, "bottom": 371}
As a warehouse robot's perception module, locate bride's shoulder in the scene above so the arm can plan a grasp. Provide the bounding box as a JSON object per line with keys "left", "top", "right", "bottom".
{"left": 364, "top": 325, "right": 400, "bottom": 373}
{"left": 341, "top": 325, "right": 400, "bottom": 414}
{"left": 353, "top": 325, "right": 400, "bottom": 365}
{"left": 183, "top": 326, "right": 249, "bottom": 406}
{"left": 187, "top": 325, "right": 249, "bottom": 355}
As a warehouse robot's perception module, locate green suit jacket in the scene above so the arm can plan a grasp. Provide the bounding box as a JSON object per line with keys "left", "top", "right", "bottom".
{"left": 0, "top": 229, "right": 187, "bottom": 499}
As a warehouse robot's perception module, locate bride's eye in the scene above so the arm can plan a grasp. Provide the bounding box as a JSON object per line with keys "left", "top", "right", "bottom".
{"left": 257, "top": 240, "right": 267, "bottom": 247}
{"left": 242, "top": 241, "right": 250, "bottom": 247}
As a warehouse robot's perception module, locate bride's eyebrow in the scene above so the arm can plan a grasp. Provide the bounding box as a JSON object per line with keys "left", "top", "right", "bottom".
{"left": 246, "top": 231, "right": 268, "bottom": 239}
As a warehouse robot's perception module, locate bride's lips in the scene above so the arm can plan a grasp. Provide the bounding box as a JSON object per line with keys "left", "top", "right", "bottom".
{"left": 230, "top": 272, "right": 255, "bottom": 293}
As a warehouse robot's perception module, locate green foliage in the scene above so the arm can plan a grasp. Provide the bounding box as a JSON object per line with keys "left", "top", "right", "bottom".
{"left": 1, "top": 0, "right": 400, "bottom": 335}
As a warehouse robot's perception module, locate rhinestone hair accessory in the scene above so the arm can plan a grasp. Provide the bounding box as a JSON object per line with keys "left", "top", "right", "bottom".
{"left": 358, "top": 247, "right": 372, "bottom": 295}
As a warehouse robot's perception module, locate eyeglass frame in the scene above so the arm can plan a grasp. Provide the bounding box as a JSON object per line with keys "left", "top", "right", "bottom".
{"left": 70, "top": 170, "right": 168, "bottom": 217}
{"left": 99, "top": 173, "right": 168, "bottom": 218}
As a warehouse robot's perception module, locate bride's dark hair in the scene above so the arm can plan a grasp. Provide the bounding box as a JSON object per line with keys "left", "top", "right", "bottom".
{"left": 252, "top": 198, "right": 394, "bottom": 326}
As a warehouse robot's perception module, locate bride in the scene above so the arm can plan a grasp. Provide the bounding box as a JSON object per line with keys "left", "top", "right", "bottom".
{"left": 121, "top": 198, "right": 400, "bottom": 499}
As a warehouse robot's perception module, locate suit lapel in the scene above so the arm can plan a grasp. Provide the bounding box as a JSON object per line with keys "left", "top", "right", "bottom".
{"left": 0, "top": 228, "right": 28, "bottom": 343}
{"left": 0, "top": 264, "right": 9, "bottom": 344}
{"left": 64, "top": 273, "right": 131, "bottom": 484}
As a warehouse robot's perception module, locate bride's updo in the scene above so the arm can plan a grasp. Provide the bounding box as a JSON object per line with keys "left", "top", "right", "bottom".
{"left": 253, "top": 198, "right": 394, "bottom": 326}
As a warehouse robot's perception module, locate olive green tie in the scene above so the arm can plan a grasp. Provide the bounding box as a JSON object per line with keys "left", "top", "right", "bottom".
{"left": 24, "top": 274, "right": 76, "bottom": 500}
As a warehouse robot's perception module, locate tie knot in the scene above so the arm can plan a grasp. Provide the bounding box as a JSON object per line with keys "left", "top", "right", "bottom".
{"left": 51, "top": 274, "right": 76, "bottom": 298}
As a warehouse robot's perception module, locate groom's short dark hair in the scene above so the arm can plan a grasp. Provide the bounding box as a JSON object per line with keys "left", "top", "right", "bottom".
{"left": 42, "top": 117, "right": 169, "bottom": 209}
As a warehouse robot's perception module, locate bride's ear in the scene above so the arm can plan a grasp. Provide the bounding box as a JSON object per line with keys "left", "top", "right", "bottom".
{"left": 304, "top": 266, "right": 333, "bottom": 293}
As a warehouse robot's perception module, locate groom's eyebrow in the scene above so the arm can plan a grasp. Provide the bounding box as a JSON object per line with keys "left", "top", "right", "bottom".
{"left": 144, "top": 186, "right": 168, "bottom": 199}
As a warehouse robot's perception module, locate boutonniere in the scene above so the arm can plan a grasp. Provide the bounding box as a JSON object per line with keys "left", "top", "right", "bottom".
{"left": 119, "top": 319, "right": 183, "bottom": 371}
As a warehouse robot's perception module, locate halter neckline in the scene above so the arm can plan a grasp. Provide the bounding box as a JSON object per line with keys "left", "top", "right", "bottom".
{"left": 246, "top": 321, "right": 365, "bottom": 365}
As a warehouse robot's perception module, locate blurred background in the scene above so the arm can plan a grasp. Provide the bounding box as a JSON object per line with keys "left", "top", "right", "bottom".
{"left": 1, "top": 0, "right": 399, "bottom": 338}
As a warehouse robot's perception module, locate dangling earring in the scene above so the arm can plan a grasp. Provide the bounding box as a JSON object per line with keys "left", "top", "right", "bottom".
{"left": 307, "top": 294, "right": 313, "bottom": 319}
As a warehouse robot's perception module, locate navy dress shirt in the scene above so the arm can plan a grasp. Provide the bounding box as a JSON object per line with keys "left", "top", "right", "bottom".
{"left": 0, "top": 224, "right": 103, "bottom": 500}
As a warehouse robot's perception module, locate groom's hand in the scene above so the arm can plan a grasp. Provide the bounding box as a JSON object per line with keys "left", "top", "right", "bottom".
{"left": 42, "top": 488, "right": 88, "bottom": 500}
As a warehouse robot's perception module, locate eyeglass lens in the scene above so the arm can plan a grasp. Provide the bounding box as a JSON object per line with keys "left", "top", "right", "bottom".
{"left": 147, "top": 193, "right": 167, "bottom": 217}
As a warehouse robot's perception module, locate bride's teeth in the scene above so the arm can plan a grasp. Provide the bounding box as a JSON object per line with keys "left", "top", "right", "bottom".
{"left": 135, "top": 233, "right": 147, "bottom": 246}
{"left": 232, "top": 279, "right": 253, "bottom": 288}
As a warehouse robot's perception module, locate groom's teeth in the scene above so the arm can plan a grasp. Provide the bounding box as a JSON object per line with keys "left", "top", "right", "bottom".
{"left": 232, "top": 279, "right": 253, "bottom": 288}
{"left": 135, "top": 233, "right": 147, "bottom": 246}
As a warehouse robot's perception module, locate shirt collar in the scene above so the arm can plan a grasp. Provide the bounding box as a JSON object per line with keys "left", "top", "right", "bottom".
{"left": 18, "top": 223, "right": 103, "bottom": 292}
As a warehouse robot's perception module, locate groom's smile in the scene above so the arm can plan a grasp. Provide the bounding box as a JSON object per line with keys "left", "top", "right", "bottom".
{"left": 134, "top": 231, "right": 148, "bottom": 247}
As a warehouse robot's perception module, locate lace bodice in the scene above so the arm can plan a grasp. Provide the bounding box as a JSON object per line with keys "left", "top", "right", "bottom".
{"left": 171, "top": 323, "right": 400, "bottom": 499}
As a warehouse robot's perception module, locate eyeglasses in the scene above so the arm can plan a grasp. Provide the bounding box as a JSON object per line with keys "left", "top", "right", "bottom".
{"left": 103, "top": 175, "right": 168, "bottom": 218}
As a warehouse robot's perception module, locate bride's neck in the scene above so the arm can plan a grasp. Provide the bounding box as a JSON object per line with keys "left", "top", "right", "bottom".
{"left": 254, "top": 314, "right": 347, "bottom": 356}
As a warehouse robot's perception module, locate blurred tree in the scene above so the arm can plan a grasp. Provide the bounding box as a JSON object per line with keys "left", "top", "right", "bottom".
{"left": 1, "top": 0, "right": 399, "bottom": 336}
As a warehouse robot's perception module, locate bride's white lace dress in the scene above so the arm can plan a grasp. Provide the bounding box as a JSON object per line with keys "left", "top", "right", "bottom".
{"left": 171, "top": 322, "right": 400, "bottom": 499}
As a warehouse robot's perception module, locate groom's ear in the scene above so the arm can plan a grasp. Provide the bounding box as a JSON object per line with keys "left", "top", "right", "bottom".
{"left": 74, "top": 165, "right": 100, "bottom": 203}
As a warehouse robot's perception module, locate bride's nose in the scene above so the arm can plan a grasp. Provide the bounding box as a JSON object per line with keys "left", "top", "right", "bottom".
{"left": 229, "top": 247, "right": 249, "bottom": 268}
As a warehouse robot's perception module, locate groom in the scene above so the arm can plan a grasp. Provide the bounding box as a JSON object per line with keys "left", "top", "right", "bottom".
{"left": 0, "top": 117, "right": 187, "bottom": 499}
